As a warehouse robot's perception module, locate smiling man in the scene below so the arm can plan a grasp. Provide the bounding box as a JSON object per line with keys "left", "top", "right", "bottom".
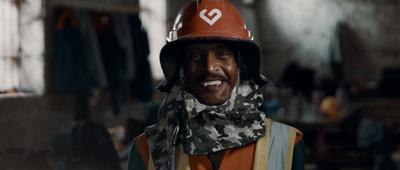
{"left": 127, "top": 0, "right": 306, "bottom": 170}
{"left": 183, "top": 41, "right": 238, "bottom": 105}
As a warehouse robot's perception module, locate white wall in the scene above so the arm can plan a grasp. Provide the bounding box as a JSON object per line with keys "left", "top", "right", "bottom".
{"left": 0, "top": 0, "right": 44, "bottom": 93}
{"left": 257, "top": 0, "right": 400, "bottom": 85}
{"left": 19, "top": 0, "right": 45, "bottom": 93}
{"left": 0, "top": 1, "right": 20, "bottom": 91}
{"left": 139, "top": 0, "right": 166, "bottom": 80}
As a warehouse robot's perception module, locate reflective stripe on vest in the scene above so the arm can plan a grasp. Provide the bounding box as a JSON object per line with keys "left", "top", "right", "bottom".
{"left": 254, "top": 119, "right": 300, "bottom": 170}
{"left": 148, "top": 118, "right": 300, "bottom": 170}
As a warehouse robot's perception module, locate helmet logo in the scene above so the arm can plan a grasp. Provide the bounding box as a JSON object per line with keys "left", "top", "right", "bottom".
{"left": 199, "top": 9, "right": 222, "bottom": 26}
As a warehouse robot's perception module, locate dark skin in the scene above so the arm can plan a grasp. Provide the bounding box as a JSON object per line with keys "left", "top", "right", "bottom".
{"left": 183, "top": 41, "right": 238, "bottom": 169}
{"left": 182, "top": 41, "right": 238, "bottom": 105}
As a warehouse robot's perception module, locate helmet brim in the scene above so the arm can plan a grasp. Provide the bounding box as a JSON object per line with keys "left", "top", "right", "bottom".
{"left": 158, "top": 36, "right": 269, "bottom": 92}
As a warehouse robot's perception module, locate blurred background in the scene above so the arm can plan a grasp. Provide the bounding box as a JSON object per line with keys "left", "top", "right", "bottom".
{"left": 1, "top": 0, "right": 400, "bottom": 169}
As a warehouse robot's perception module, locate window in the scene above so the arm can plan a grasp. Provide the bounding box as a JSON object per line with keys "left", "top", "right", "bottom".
{"left": 0, "top": 0, "right": 44, "bottom": 94}
{"left": 0, "top": 0, "right": 20, "bottom": 93}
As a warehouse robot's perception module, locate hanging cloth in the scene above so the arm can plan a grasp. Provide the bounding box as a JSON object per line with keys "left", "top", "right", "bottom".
{"left": 53, "top": 8, "right": 94, "bottom": 94}
{"left": 74, "top": 9, "right": 108, "bottom": 89}
{"left": 128, "top": 14, "right": 154, "bottom": 102}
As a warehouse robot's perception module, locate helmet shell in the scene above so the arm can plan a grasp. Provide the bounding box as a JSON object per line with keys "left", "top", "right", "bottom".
{"left": 158, "top": 0, "right": 268, "bottom": 92}
{"left": 168, "top": 0, "right": 252, "bottom": 41}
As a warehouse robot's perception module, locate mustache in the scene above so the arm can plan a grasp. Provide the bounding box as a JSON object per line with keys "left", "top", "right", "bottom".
{"left": 194, "top": 73, "right": 229, "bottom": 82}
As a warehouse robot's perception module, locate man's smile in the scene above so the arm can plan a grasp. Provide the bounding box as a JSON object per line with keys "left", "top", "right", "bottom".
{"left": 200, "top": 80, "right": 222, "bottom": 87}
{"left": 195, "top": 73, "right": 228, "bottom": 88}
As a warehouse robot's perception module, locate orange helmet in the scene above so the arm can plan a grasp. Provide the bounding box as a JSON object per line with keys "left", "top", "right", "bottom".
{"left": 158, "top": 0, "right": 268, "bottom": 92}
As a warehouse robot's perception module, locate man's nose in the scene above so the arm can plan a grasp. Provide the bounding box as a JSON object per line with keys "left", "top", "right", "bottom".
{"left": 204, "top": 53, "right": 219, "bottom": 72}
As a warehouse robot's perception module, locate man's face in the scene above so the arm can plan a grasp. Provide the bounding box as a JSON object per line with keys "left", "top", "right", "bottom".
{"left": 183, "top": 42, "right": 238, "bottom": 105}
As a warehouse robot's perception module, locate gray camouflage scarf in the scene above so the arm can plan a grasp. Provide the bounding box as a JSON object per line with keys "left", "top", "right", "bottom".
{"left": 145, "top": 75, "right": 266, "bottom": 170}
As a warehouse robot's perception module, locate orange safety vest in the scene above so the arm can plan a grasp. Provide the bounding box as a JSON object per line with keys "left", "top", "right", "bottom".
{"left": 135, "top": 118, "right": 302, "bottom": 170}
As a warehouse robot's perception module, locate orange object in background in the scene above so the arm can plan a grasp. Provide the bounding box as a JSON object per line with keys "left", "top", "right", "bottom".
{"left": 318, "top": 96, "right": 342, "bottom": 118}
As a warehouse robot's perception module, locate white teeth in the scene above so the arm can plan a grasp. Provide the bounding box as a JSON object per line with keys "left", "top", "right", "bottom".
{"left": 201, "top": 80, "right": 222, "bottom": 87}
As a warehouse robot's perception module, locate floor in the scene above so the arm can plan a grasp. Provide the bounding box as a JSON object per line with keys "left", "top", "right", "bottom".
{"left": 1, "top": 94, "right": 400, "bottom": 170}
{"left": 0, "top": 93, "right": 147, "bottom": 170}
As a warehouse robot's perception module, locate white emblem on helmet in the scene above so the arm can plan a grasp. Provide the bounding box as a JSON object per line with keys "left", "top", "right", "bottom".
{"left": 199, "top": 9, "right": 222, "bottom": 26}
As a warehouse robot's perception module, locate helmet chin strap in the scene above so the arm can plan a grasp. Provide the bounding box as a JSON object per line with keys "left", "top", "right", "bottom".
{"left": 179, "top": 66, "right": 186, "bottom": 85}
{"left": 237, "top": 52, "right": 250, "bottom": 84}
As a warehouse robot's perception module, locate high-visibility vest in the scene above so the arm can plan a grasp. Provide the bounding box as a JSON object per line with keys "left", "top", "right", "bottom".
{"left": 148, "top": 119, "right": 301, "bottom": 170}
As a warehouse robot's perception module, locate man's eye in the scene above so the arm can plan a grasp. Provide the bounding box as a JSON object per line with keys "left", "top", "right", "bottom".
{"left": 188, "top": 53, "right": 201, "bottom": 61}
{"left": 217, "top": 50, "right": 233, "bottom": 59}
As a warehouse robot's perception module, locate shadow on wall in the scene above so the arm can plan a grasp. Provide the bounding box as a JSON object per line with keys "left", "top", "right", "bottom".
{"left": 339, "top": 23, "right": 372, "bottom": 89}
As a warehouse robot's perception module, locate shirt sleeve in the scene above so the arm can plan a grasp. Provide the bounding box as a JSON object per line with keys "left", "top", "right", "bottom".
{"left": 127, "top": 140, "right": 147, "bottom": 170}
{"left": 291, "top": 140, "right": 306, "bottom": 170}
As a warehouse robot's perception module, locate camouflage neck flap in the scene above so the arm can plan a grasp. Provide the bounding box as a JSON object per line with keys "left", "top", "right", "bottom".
{"left": 145, "top": 78, "right": 266, "bottom": 170}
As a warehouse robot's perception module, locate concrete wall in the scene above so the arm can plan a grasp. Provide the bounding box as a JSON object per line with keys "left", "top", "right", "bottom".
{"left": 0, "top": 0, "right": 45, "bottom": 93}
{"left": 254, "top": 0, "right": 400, "bottom": 86}
{"left": 20, "top": 0, "right": 45, "bottom": 93}
{"left": 139, "top": 0, "right": 167, "bottom": 80}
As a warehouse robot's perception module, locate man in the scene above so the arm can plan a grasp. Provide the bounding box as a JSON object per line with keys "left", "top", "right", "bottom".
{"left": 128, "top": 0, "right": 306, "bottom": 169}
